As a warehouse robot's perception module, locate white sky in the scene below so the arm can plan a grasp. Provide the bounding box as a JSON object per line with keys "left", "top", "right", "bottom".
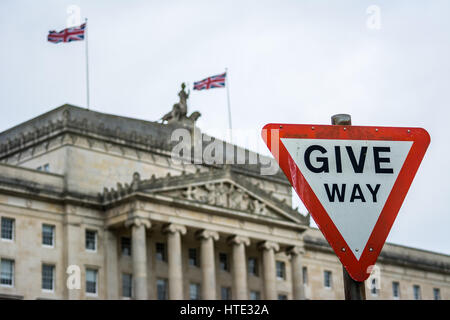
{"left": 1, "top": 0, "right": 449, "bottom": 255}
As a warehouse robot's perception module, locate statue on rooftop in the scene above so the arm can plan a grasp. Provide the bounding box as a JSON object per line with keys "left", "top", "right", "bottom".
{"left": 161, "top": 83, "right": 201, "bottom": 125}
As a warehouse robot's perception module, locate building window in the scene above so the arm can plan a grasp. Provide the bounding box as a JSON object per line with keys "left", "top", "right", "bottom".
{"left": 248, "top": 257, "right": 258, "bottom": 276}
{"left": 156, "top": 243, "right": 167, "bottom": 262}
{"left": 0, "top": 259, "right": 14, "bottom": 287}
{"left": 278, "top": 294, "right": 288, "bottom": 300}
{"left": 189, "top": 283, "right": 201, "bottom": 300}
{"left": 85, "top": 230, "right": 97, "bottom": 251}
{"left": 37, "top": 164, "right": 50, "bottom": 172}
{"left": 122, "top": 273, "right": 132, "bottom": 298}
{"left": 42, "top": 224, "right": 55, "bottom": 247}
{"left": 188, "top": 248, "right": 198, "bottom": 267}
{"left": 250, "top": 291, "right": 260, "bottom": 300}
{"left": 86, "top": 269, "right": 98, "bottom": 295}
{"left": 276, "top": 261, "right": 286, "bottom": 279}
{"left": 302, "top": 266, "right": 308, "bottom": 285}
{"left": 324, "top": 270, "right": 332, "bottom": 288}
{"left": 157, "top": 279, "right": 168, "bottom": 300}
{"left": 392, "top": 281, "right": 400, "bottom": 299}
{"left": 42, "top": 264, "right": 55, "bottom": 291}
{"left": 221, "top": 287, "right": 231, "bottom": 300}
{"left": 219, "top": 253, "right": 229, "bottom": 271}
{"left": 370, "top": 278, "right": 378, "bottom": 296}
{"left": 121, "top": 237, "right": 131, "bottom": 256}
{"left": 433, "top": 288, "right": 441, "bottom": 300}
{"left": 413, "top": 285, "right": 421, "bottom": 300}
{"left": 1, "top": 217, "right": 14, "bottom": 241}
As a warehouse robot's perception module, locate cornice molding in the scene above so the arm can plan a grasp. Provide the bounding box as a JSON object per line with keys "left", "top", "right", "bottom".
{"left": 0, "top": 105, "right": 289, "bottom": 185}
{"left": 98, "top": 169, "right": 309, "bottom": 226}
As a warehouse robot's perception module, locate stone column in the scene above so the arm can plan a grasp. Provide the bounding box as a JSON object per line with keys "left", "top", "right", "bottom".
{"left": 287, "top": 245, "right": 305, "bottom": 300}
{"left": 163, "top": 223, "right": 187, "bottom": 300}
{"left": 259, "top": 241, "right": 280, "bottom": 300}
{"left": 228, "top": 235, "right": 250, "bottom": 300}
{"left": 104, "top": 228, "right": 119, "bottom": 299}
{"left": 63, "top": 205, "right": 82, "bottom": 300}
{"left": 196, "top": 230, "right": 219, "bottom": 300}
{"left": 125, "top": 217, "right": 151, "bottom": 300}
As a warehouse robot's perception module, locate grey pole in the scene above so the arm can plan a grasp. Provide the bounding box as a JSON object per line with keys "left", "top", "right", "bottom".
{"left": 225, "top": 68, "right": 232, "bottom": 143}
{"left": 331, "top": 113, "right": 366, "bottom": 300}
{"left": 85, "top": 18, "right": 90, "bottom": 110}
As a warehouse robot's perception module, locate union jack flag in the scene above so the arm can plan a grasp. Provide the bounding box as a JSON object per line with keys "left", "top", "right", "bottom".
{"left": 193, "top": 73, "right": 226, "bottom": 90}
{"left": 48, "top": 23, "right": 86, "bottom": 44}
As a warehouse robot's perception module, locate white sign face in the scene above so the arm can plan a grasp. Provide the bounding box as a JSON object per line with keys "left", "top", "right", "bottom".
{"left": 281, "top": 138, "right": 413, "bottom": 260}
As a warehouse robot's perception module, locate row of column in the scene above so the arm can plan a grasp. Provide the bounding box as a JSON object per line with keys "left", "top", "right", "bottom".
{"left": 123, "top": 217, "right": 305, "bottom": 300}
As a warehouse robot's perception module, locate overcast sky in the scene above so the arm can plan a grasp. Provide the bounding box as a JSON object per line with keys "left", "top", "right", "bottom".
{"left": 1, "top": 0, "right": 449, "bottom": 255}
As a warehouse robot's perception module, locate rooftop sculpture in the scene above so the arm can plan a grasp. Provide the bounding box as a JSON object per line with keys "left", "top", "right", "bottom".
{"left": 161, "top": 83, "right": 201, "bottom": 125}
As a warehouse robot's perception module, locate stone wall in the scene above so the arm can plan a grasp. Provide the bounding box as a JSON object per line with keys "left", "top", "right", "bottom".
{"left": 302, "top": 228, "right": 450, "bottom": 300}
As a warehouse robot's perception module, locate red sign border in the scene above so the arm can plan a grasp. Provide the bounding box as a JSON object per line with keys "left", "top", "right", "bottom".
{"left": 262, "top": 124, "right": 430, "bottom": 281}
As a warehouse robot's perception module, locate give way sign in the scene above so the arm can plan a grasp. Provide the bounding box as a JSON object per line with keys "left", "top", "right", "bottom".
{"left": 262, "top": 124, "right": 430, "bottom": 281}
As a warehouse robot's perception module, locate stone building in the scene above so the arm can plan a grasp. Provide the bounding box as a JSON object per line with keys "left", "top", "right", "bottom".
{"left": 0, "top": 89, "right": 449, "bottom": 300}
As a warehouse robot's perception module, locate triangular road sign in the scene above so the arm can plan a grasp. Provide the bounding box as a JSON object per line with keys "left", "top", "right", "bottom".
{"left": 262, "top": 124, "right": 430, "bottom": 281}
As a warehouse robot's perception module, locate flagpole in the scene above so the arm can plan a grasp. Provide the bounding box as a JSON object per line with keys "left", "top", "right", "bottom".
{"left": 225, "top": 67, "right": 233, "bottom": 143}
{"left": 85, "top": 18, "right": 90, "bottom": 109}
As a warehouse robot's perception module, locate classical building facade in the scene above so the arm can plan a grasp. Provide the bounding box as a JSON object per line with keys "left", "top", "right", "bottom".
{"left": 0, "top": 92, "right": 449, "bottom": 300}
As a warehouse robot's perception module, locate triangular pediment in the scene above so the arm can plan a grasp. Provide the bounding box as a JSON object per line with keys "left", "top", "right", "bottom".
{"left": 136, "top": 168, "right": 309, "bottom": 225}
{"left": 99, "top": 167, "right": 309, "bottom": 225}
{"left": 157, "top": 181, "right": 285, "bottom": 219}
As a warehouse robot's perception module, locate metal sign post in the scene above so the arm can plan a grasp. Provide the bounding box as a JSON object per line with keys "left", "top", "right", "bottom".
{"left": 331, "top": 114, "right": 366, "bottom": 300}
